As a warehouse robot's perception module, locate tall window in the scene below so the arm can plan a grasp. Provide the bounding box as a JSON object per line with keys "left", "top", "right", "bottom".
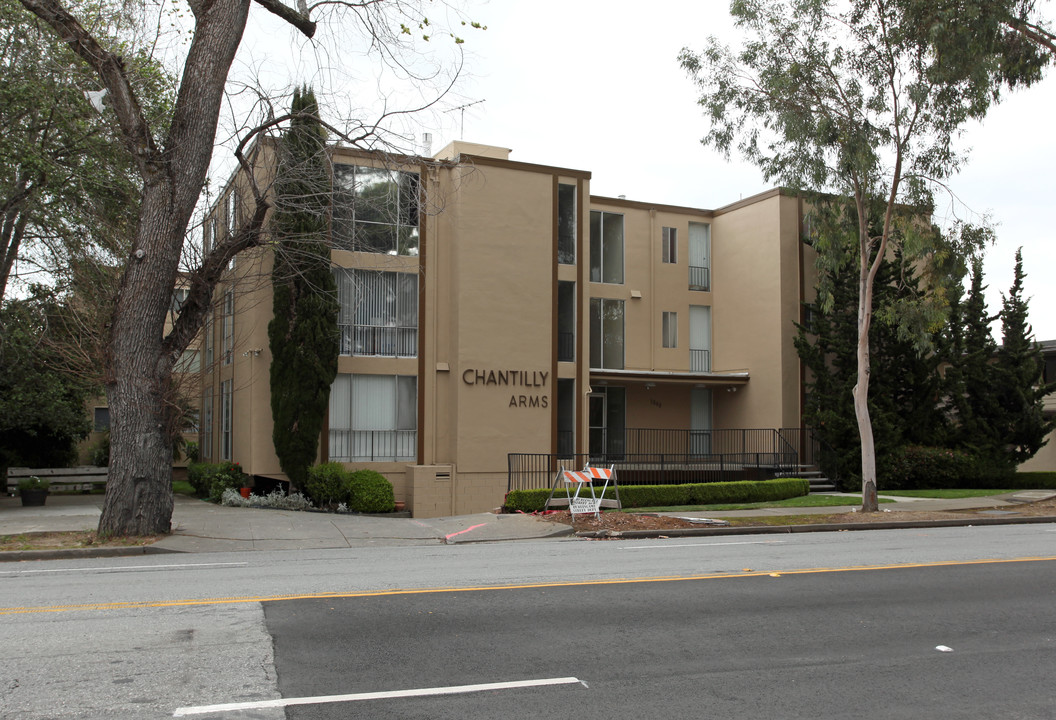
{"left": 220, "top": 380, "right": 232, "bottom": 461}
{"left": 201, "top": 386, "right": 213, "bottom": 459}
{"left": 335, "top": 269, "right": 418, "bottom": 357}
{"left": 589, "top": 298, "right": 624, "bottom": 369}
{"left": 221, "top": 290, "right": 233, "bottom": 365}
{"left": 204, "top": 311, "right": 214, "bottom": 368}
{"left": 662, "top": 227, "right": 677, "bottom": 264}
{"left": 226, "top": 191, "right": 238, "bottom": 269}
{"left": 557, "top": 281, "right": 576, "bottom": 362}
{"left": 93, "top": 407, "right": 110, "bottom": 432}
{"left": 689, "top": 221, "right": 711, "bottom": 291}
{"left": 662, "top": 311, "right": 678, "bottom": 348}
{"left": 558, "top": 183, "right": 576, "bottom": 264}
{"left": 589, "top": 211, "right": 624, "bottom": 284}
{"left": 329, "top": 374, "right": 417, "bottom": 462}
{"left": 333, "top": 164, "right": 420, "bottom": 256}
{"left": 690, "top": 305, "right": 712, "bottom": 372}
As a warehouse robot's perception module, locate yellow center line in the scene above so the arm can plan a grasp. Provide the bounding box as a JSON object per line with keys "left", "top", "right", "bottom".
{"left": 4, "top": 555, "right": 1055, "bottom": 616}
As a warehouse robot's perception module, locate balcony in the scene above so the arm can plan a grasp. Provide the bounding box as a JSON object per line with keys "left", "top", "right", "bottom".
{"left": 690, "top": 348, "right": 711, "bottom": 372}
{"left": 329, "top": 429, "right": 417, "bottom": 462}
{"left": 339, "top": 325, "right": 417, "bottom": 357}
{"left": 689, "top": 265, "right": 710, "bottom": 291}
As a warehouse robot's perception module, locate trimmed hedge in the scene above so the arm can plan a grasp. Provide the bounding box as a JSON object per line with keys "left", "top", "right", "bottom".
{"left": 881, "top": 446, "right": 1013, "bottom": 490}
{"left": 345, "top": 469, "right": 395, "bottom": 513}
{"left": 504, "top": 477, "right": 809, "bottom": 513}
{"left": 187, "top": 461, "right": 246, "bottom": 501}
{"left": 1007, "top": 471, "right": 1056, "bottom": 489}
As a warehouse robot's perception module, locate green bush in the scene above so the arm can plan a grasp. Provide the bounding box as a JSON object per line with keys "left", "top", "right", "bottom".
{"left": 305, "top": 462, "right": 351, "bottom": 506}
{"left": 1006, "top": 471, "right": 1056, "bottom": 489}
{"left": 187, "top": 461, "right": 246, "bottom": 501}
{"left": 345, "top": 469, "right": 395, "bottom": 513}
{"left": 17, "top": 476, "right": 50, "bottom": 492}
{"left": 89, "top": 433, "right": 110, "bottom": 467}
{"left": 881, "top": 446, "right": 1012, "bottom": 490}
{"left": 208, "top": 462, "right": 246, "bottom": 503}
{"left": 504, "top": 478, "right": 809, "bottom": 513}
{"left": 183, "top": 441, "right": 200, "bottom": 464}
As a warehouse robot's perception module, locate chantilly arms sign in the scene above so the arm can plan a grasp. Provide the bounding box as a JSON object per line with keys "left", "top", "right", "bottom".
{"left": 462, "top": 368, "right": 550, "bottom": 408}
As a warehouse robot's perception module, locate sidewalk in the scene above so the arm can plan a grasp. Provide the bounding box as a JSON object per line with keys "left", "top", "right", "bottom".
{"left": 2, "top": 490, "right": 1055, "bottom": 560}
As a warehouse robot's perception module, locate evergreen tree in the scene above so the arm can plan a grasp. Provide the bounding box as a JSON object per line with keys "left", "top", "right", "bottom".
{"left": 268, "top": 87, "right": 338, "bottom": 491}
{"left": 944, "top": 258, "right": 1003, "bottom": 460}
{"left": 994, "top": 249, "right": 1055, "bottom": 464}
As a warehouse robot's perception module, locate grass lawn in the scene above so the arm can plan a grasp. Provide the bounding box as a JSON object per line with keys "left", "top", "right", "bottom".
{"left": 631, "top": 494, "right": 895, "bottom": 513}
{"left": 172, "top": 480, "right": 195, "bottom": 496}
{"left": 878, "top": 488, "right": 1016, "bottom": 499}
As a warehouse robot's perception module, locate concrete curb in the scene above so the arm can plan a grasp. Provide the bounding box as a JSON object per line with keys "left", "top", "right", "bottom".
{"left": 0, "top": 545, "right": 181, "bottom": 563}
{"left": 574, "top": 514, "right": 1056, "bottom": 539}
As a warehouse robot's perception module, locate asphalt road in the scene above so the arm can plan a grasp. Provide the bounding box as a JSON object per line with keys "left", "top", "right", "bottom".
{"left": 261, "top": 561, "right": 1056, "bottom": 719}
{"left": 2, "top": 524, "right": 1055, "bottom": 719}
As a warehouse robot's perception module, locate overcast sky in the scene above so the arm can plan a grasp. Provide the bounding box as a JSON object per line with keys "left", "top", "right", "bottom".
{"left": 241, "top": 0, "right": 1056, "bottom": 340}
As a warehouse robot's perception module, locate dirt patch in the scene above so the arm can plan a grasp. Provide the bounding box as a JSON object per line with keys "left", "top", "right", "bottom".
{"left": 536, "top": 496, "right": 1056, "bottom": 535}
{"left": 0, "top": 531, "right": 161, "bottom": 552}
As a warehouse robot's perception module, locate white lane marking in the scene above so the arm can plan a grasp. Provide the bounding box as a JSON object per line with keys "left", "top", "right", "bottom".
{"left": 173, "top": 676, "right": 583, "bottom": 716}
{"left": 619, "top": 540, "right": 786, "bottom": 550}
{"left": 0, "top": 562, "right": 247, "bottom": 576}
{"left": 936, "top": 645, "right": 954, "bottom": 652}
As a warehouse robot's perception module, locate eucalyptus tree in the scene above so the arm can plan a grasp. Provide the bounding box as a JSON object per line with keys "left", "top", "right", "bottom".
{"left": 681, "top": 0, "right": 994, "bottom": 510}
{"left": 268, "top": 87, "right": 337, "bottom": 492}
{"left": 17, "top": 0, "right": 478, "bottom": 536}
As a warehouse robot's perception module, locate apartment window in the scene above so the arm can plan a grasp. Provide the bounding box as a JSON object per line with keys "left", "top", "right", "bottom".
{"left": 226, "top": 191, "right": 237, "bottom": 237}
{"left": 204, "top": 311, "right": 214, "bottom": 368}
{"left": 662, "top": 311, "right": 678, "bottom": 348}
{"left": 171, "top": 289, "right": 190, "bottom": 316}
{"left": 93, "top": 407, "right": 110, "bottom": 432}
{"left": 333, "top": 164, "right": 420, "bottom": 256}
{"left": 589, "top": 298, "right": 624, "bottom": 370}
{"left": 201, "top": 386, "right": 213, "bottom": 460}
{"left": 589, "top": 211, "right": 624, "bottom": 284}
{"left": 558, "top": 183, "right": 576, "bottom": 264}
{"left": 335, "top": 268, "right": 418, "bottom": 357}
{"left": 689, "top": 221, "right": 711, "bottom": 291}
{"left": 176, "top": 348, "right": 200, "bottom": 373}
{"left": 662, "top": 227, "right": 677, "bottom": 264}
{"left": 690, "top": 305, "right": 712, "bottom": 372}
{"left": 329, "top": 374, "right": 417, "bottom": 462}
{"left": 558, "top": 281, "right": 576, "bottom": 362}
{"left": 221, "top": 289, "right": 233, "bottom": 365}
{"left": 220, "top": 379, "right": 232, "bottom": 461}
{"left": 203, "top": 219, "right": 212, "bottom": 254}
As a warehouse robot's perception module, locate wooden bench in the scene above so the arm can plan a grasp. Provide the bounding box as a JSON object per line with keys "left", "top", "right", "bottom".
{"left": 6, "top": 467, "right": 108, "bottom": 495}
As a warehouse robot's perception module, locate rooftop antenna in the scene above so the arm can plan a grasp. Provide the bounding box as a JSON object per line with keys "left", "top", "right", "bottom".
{"left": 444, "top": 99, "right": 485, "bottom": 139}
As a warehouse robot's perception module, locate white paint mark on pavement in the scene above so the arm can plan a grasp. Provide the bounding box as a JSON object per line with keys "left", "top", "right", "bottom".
{"left": 173, "top": 676, "right": 583, "bottom": 716}
{"left": 619, "top": 540, "right": 786, "bottom": 550}
{"left": 936, "top": 645, "right": 954, "bottom": 652}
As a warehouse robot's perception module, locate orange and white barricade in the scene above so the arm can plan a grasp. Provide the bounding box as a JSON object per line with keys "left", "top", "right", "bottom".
{"left": 544, "top": 464, "right": 619, "bottom": 518}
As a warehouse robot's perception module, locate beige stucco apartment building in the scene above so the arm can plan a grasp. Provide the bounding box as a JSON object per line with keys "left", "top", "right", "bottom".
{"left": 197, "top": 140, "right": 821, "bottom": 517}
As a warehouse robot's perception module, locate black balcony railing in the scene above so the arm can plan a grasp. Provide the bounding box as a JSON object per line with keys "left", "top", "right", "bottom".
{"left": 689, "top": 265, "right": 710, "bottom": 291}
{"left": 509, "top": 428, "right": 799, "bottom": 491}
{"left": 329, "top": 429, "right": 417, "bottom": 462}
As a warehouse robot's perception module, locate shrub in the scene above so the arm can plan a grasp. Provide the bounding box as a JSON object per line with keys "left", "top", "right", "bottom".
{"left": 881, "top": 446, "right": 1013, "bottom": 490}
{"left": 220, "top": 487, "right": 314, "bottom": 510}
{"left": 183, "top": 441, "right": 200, "bottom": 464}
{"left": 188, "top": 461, "right": 246, "bottom": 501}
{"left": 89, "top": 433, "right": 110, "bottom": 467}
{"left": 304, "top": 462, "right": 351, "bottom": 507}
{"left": 187, "top": 462, "right": 221, "bottom": 497}
{"left": 345, "top": 469, "right": 395, "bottom": 513}
{"left": 503, "top": 478, "right": 809, "bottom": 513}
{"left": 17, "top": 476, "right": 50, "bottom": 492}
{"left": 1010, "top": 471, "right": 1056, "bottom": 489}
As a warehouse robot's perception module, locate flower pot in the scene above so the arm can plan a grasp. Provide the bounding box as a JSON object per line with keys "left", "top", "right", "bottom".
{"left": 20, "top": 489, "right": 49, "bottom": 507}
{"left": 393, "top": 500, "right": 406, "bottom": 512}
{"left": 239, "top": 487, "right": 252, "bottom": 499}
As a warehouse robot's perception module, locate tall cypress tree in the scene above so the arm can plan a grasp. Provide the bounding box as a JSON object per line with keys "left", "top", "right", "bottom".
{"left": 268, "top": 87, "right": 338, "bottom": 491}
{"left": 944, "top": 257, "right": 1002, "bottom": 460}
{"left": 994, "top": 249, "right": 1055, "bottom": 465}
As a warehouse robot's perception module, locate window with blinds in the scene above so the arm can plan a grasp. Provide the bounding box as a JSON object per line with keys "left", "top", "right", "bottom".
{"left": 334, "top": 268, "right": 418, "bottom": 357}
{"left": 329, "top": 374, "right": 417, "bottom": 462}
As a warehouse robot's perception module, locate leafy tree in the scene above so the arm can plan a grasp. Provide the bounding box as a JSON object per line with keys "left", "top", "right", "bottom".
{"left": 268, "top": 87, "right": 338, "bottom": 491}
{"left": 681, "top": 0, "right": 992, "bottom": 510}
{"left": 0, "top": 0, "right": 173, "bottom": 302}
{"left": 994, "top": 248, "right": 1055, "bottom": 464}
{"left": 17, "top": 0, "right": 478, "bottom": 535}
{"left": 0, "top": 291, "right": 95, "bottom": 483}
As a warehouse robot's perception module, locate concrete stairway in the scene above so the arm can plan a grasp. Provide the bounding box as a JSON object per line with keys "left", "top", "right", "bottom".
{"left": 794, "top": 465, "right": 837, "bottom": 493}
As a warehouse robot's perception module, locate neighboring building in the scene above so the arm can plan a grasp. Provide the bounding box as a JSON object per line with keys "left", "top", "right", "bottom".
{"left": 1018, "top": 340, "right": 1056, "bottom": 472}
{"left": 199, "top": 140, "right": 819, "bottom": 517}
